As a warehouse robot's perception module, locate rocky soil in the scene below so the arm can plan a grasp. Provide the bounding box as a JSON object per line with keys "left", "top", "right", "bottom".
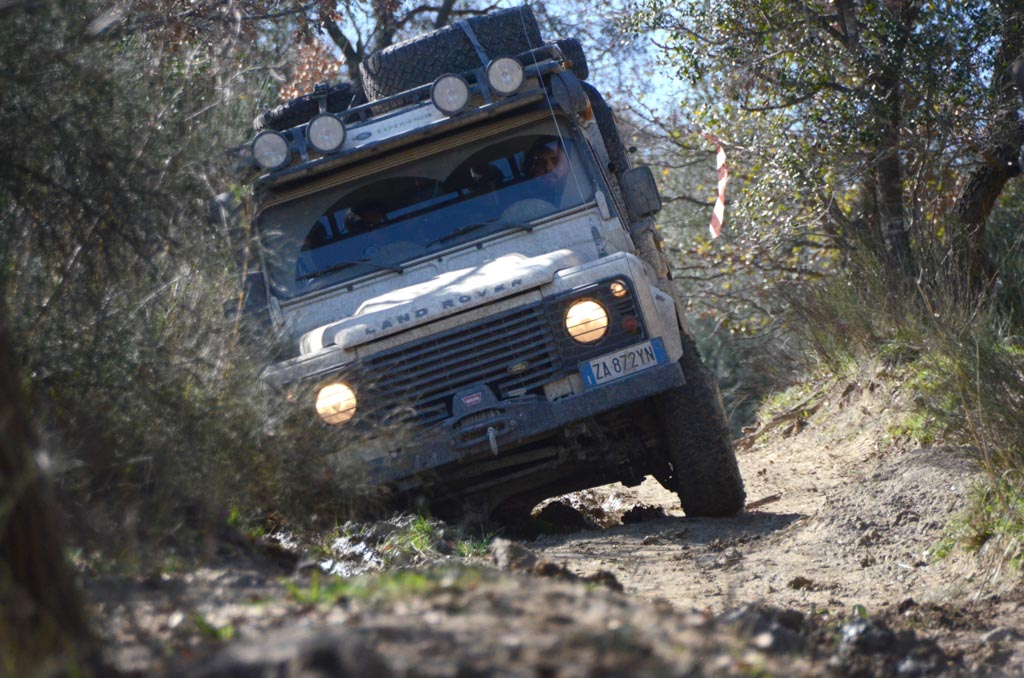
{"left": 85, "top": 370, "right": 1024, "bottom": 676}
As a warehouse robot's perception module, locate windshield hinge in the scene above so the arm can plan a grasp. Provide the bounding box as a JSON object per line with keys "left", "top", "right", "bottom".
{"left": 595, "top": 188, "right": 612, "bottom": 219}
{"left": 590, "top": 223, "right": 608, "bottom": 257}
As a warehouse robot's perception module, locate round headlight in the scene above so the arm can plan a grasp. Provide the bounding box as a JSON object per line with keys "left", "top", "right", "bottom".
{"left": 315, "top": 382, "right": 357, "bottom": 425}
{"left": 431, "top": 74, "right": 470, "bottom": 115}
{"left": 307, "top": 114, "right": 346, "bottom": 154}
{"left": 252, "top": 131, "right": 290, "bottom": 170}
{"left": 486, "top": 57, "right": 524, "bottom": 95}
{"left": 564, "top": 299, "right": 609, "bottom": 344}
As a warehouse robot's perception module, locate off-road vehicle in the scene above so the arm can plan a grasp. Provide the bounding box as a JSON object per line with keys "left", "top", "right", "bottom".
{"left": 226, "top": 6, "right": 744, "bottom": 518}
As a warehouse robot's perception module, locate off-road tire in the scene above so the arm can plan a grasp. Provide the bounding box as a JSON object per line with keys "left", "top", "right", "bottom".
{"left": 554, "top": 37, "right": 588, "bottom": 80}
{"left": 581, "top": 82, "right": 631, "bottom": 177}
{"left": 655, "top": 334, "right": 745, "bottom": 516}
{"left": 359, "top": 6, "right": 542, "bottom": 105}
{"left": 252, "top": 80, "right": 366, "bottom": 133}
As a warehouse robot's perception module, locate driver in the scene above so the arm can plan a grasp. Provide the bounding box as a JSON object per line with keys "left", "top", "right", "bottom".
{"left": 523, "top": 136, "right": 569, "bottom": 200}
{"left": 497, "top": 136, "right": 571, "bottom": 223}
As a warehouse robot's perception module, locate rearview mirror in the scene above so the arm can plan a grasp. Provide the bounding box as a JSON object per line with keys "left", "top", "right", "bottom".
{"left": 621, "top": 166, "right": 662, "bottom": 222}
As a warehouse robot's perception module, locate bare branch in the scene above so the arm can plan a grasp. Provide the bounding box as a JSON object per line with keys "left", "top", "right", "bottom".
{"left": 243, "top": 1, "right": 319, "bottom": 22}
{"left": 431, "top": 0, "right": 455, "bottom": 27}
{"left": 322, "top": 17, "right": 360, "bottom": 74}
{"left": 662, "top": 194, "right": 719, "bottom": 207}
{"left": 399, "top": 3, "right": 440, "bottom": 26}
{"left": 88, "top": 1, "right": 320, "bottom": 41}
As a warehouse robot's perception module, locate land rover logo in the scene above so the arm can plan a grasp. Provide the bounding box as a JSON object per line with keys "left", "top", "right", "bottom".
{"left": 507, "top": 361, "right": 529, "bottom": 373}
{"left": 362, "top": 278, "right": 524, "bottom": 336}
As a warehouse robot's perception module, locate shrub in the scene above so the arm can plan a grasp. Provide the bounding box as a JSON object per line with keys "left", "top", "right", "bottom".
{"left": 783, "top": 200, "right": 1024, "bottom": 559}
{"left": 0, "top": 2, "right": 373, "bottom": 564}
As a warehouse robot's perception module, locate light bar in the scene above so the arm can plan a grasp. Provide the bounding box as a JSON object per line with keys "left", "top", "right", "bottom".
{"left": 486, "top": 57, "right": 524, "bottom": 96}
{"left": 307, "top": 114, "right": 347, "bottom": 154}
{"left": 252, "top": 131, "right": 290, "bottom": 171}
{"left": 431, "top": 74, "right": 470, "bottom": 115}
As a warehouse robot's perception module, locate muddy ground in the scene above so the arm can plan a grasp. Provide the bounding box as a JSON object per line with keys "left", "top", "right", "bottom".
{"left": 86, "top": 369, "right": 1024, "bottom": 676}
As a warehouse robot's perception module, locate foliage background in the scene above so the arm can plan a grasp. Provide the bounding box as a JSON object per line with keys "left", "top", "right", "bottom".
{"left": 0, "top": 1, "right": 357, "bottom": 556}
{"left": 1, "top": 0, "right": 1023, "bottom": 588}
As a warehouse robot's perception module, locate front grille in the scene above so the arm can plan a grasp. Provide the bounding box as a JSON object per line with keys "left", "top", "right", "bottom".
{"left": 358, "top": 302, "right": 561, "bottom": 426}
{"left": 337, "top": 279, "right": 648, "bottom": 430}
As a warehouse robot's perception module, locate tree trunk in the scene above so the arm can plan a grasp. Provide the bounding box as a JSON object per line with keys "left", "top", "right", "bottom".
{"left": 867, "top": 12, "right": 916, "bottom": 281}
{"left": 0, "top": 297, "right": 94, "bottom": 674}
{"left": 874, "top": 138, "right": 914, "bottom": 278}
{"left": 951, "top": 4, "right": 1024, "bottom": 294}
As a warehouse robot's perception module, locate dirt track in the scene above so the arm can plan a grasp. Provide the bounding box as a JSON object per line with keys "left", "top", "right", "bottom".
{"left": 514, "top": 371, "right": 1024, "bottom": 674}
{"left": 531, "top": 375, "right": 983, "bottom": 614}
{"left": 88, "top": 371, "right": 1024, "bottom": 675}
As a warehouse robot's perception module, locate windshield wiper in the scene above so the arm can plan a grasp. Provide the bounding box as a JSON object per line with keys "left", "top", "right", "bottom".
{"left": 297, "top": 258, "right": 404, "bottom": 282}
{"left": 427, "top": 220, "right": 532, "bottom": 247}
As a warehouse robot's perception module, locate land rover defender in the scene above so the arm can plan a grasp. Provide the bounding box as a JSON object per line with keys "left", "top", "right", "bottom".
{"left": 229, "top": 6, "right": 744, "bottom": 518}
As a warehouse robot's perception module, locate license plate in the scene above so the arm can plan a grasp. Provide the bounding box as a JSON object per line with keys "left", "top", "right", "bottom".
{"left": 579, "top": 338, "right": 668, "bottom": 387}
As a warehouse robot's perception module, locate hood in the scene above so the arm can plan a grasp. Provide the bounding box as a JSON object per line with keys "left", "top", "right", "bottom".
{"left": 299, "top": 249, "right": 582, "bottom": 354}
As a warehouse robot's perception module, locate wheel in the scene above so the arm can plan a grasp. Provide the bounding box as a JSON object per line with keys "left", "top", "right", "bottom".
{"left": 580, "top": 82, "right": 631, "bottom": 178}
{"left": 359, "top": 6, "right": 542, "bottom": 107}
{"left": 252, "top": 79, "right": 366, "bottom": 133}
{"left": 655, "top": 333, "right": 745, "bottom": 516}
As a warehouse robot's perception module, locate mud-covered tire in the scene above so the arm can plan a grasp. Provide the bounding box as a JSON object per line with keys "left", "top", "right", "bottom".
{"left": 252, "top": 80, "right": 366, "bottom": 133}
{"left": 581, "top": 82, "right": 631, "bottom": 177}
{"left": 655, "top": 334, "right": 745, "bottom": 517}
{"left": 554, "top": 37, "right": 588, "bottom": 80}
{"left": 359, "top": 6, "right": 542, "bottom": 104}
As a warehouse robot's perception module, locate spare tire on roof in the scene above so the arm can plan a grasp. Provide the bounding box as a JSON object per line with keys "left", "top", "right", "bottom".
{"left": 359, "top": 6, "right": 542, "bottom": 105}
{"left": 252, "top": 79, "right": 367, "bottom": 133}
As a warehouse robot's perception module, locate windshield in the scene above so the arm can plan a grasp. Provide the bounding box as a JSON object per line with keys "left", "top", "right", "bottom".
{"left": 256, "top": 119, "right": 594, "bottom": 299}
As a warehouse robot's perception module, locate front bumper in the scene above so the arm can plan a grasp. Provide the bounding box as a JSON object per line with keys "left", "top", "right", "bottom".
{"left": 362, "top": 358, "right": 683, "bottom": 485}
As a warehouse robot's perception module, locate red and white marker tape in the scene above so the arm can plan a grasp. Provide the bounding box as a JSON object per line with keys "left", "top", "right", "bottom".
{"left": 704, "top": 133, "right": 728, "bottom": 238}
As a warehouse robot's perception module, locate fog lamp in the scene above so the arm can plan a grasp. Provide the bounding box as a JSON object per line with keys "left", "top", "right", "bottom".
{"left": 431, "top": 74, "right": 470, "bottom": 115}
{"left": 307, "top": 114, "right": 346, "bottom": 154}
{"left": 609, "top": 280, "right": 629, "bottom": 298}
{"left": 315, "top": 382, "right": 358, "bottom": 425}
{"left": 565, "top": 299, "right": 609, "bottom": 344}
{"left": 486, "top": 57, "right": 524, "bottom": 95}
{"left": 252, "top": 130, "right": 290, "bottom": 170}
